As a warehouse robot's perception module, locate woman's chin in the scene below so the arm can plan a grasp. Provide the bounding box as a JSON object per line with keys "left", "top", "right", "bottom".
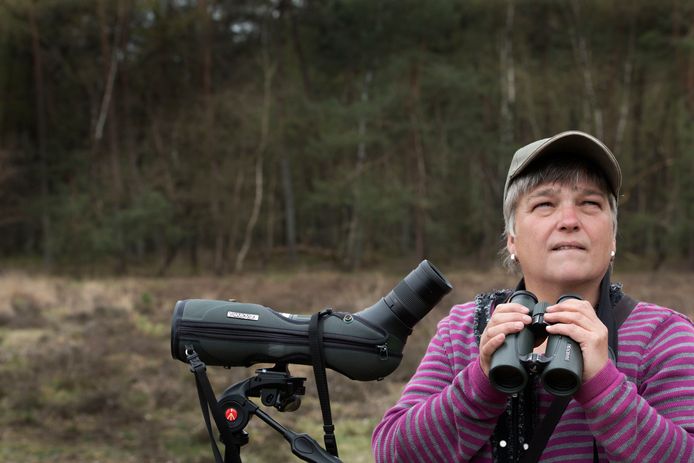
{"left": 548, "top": 265, "right": 603, "bottom": 288}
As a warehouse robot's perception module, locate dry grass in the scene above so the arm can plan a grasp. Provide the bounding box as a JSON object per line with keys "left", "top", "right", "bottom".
{"left": 0, "top": 267, "right": 691, "bottom": 462}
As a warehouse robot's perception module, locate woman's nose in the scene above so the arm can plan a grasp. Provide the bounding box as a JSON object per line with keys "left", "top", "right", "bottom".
{"left": 558, "top": 204, "right": 580, "bottom": 230}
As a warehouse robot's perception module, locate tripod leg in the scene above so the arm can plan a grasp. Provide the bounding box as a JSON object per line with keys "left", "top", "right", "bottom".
{"left": 224, "top": 442, "right": 242, "bottom": 463}
{"left": 253, "top": 408, "right": 342, "bottom": 463}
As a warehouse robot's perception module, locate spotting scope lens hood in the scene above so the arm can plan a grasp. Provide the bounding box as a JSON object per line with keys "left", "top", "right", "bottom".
{"left": 170, "top": 260, "right": 452, "bottom": 381}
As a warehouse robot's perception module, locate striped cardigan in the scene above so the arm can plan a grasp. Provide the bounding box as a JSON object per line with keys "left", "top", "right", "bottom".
{"left": 372, "top": 300, "right": 694, "bottom": 462}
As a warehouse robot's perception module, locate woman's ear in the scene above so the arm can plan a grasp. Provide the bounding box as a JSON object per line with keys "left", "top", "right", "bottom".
{"left": 506, "top": 233, "right": 515, "bottom": 256}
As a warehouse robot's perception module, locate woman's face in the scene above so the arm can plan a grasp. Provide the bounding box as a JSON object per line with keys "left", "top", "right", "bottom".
{"left": 507, "top": 178, "right": 616, "bottom": 295}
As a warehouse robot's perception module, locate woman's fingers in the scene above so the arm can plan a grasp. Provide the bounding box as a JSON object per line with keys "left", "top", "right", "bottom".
{"left": 481, "top": 309, "right": 531, "bottom": 345}
{"left": 479, "top": 303, "right": 532, "bottom": 376}
{"left": 544, "top": 299, "right": 609, "bottom": 381}
{"left": 494, "top": 302, "right": 531, "bottom": 315}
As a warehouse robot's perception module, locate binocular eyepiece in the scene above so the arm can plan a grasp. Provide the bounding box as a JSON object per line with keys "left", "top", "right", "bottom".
{"left": 488, "top": 291, "right": 583, "bottom": 397}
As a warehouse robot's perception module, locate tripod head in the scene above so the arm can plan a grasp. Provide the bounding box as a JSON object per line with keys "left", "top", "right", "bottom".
{"left": 186, "top": 346, "right": 341, "bottom": 463}
{"left": 225, "top": 363, "right": 306, "bottom": 415}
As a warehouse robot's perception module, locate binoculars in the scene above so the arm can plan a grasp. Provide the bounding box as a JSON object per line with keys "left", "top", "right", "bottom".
{"left": 488, "top": 291, "right": 583, "bottom": 397}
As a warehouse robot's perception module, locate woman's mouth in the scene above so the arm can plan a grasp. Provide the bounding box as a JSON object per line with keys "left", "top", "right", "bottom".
{"left": 551, "top": 243, "right": 586, "bottom": 251}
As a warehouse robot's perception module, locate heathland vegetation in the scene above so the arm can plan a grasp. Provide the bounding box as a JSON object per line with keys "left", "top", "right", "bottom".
{"left": 1, "top": 268, "right": 692, "bottom": 462}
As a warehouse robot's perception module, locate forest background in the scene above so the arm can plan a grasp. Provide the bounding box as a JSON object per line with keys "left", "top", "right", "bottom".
{"left": 3, "top": 0, "right": 694, "bottom": 273}
{"left": 1, "top": 0, "right": 694, "bottom": 462}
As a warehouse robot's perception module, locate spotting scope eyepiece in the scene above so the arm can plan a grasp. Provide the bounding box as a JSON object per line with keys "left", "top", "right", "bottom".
{"left": 170, "top": 260, "right": 452, "bottom": 381}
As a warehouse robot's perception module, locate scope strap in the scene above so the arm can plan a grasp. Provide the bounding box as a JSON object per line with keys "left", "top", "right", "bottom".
{"left": 185, "top": 345, "right": 241, "bottom": 463}
{"left": 309, "top": 309, "right": 339, "bottom": 457}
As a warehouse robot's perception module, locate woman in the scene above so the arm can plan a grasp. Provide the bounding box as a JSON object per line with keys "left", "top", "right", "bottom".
{"left": 372, "top": 131, "right": 694, "bottom": 462}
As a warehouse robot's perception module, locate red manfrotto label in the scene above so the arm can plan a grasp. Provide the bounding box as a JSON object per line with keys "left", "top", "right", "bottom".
{"left": 225, "top": 408, "right": 238, "bottom": 422}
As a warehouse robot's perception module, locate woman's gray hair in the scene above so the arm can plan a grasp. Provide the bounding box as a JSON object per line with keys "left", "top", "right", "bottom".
{"left": 501, "top": 158, "right": 618, "bottom": 271}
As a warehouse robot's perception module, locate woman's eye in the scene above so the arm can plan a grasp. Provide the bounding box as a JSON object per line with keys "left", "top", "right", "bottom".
{"left": 532, "top": 202, "right": 552, "bottom": 210}
{"left": 582, "top": 200, "right": 602, "bottom": 208}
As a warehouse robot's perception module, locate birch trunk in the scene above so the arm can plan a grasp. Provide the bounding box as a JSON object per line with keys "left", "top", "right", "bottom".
{"left": 235, "top": 49, "right": 275, "bottom": 272}
{"left": 499, "top": 0, "right": 515, "bottom": 147}
{"left": 28, "top": 0, "right": 51, "bottom": 269}
{"left": 345, "top": 70, "right": 372, "bottom": 269}
{"left": 568, "top": 0, "right": 603, "bottom": 139}
{"left": 408, "top": 60, "right": 427, "bottom": 261}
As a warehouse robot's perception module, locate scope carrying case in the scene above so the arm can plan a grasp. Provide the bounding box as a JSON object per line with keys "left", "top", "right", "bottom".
{"left": 171, "top": 299, "right": 405, "bottom": 381}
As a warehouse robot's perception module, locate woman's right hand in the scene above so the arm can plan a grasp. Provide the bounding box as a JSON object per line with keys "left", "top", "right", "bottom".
{"left": 478, "top": 302, "right": 532, "bottom": 377}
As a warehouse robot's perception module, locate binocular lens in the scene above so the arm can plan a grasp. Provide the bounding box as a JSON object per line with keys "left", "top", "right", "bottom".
{"left": 490, "top": 365, "right": 526, "bottom": 391}
{"left": 542, "top": 369, "right": 578, "bottom": 395}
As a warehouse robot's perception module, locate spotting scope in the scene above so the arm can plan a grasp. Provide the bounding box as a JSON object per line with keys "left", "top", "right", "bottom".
{"left": 171, "top": 260, "right": 452, "bottom": 381}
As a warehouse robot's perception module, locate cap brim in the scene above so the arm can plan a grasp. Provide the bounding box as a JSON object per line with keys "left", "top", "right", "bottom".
{"left": 504, "top": 131, "right": 621, "bottom": 199}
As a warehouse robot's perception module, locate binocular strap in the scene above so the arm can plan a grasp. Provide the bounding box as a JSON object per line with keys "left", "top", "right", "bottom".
{"left": 519, "top": 396, "right": 571, "bottom": 463}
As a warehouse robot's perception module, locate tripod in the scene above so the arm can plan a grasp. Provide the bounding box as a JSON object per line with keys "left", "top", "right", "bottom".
{"left": 186, "top": 348, "right": 342, "bottom": 463}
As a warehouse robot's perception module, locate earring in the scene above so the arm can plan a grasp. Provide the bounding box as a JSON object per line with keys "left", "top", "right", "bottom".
{"left": 610, "top": 250, "right": 616, "bottom": 260}
{"left": 510, "top": 253, "right": 517, "bottom": 262}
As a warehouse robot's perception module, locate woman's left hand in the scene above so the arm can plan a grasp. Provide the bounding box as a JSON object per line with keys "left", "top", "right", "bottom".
{"left": 544, "top": 298, "right": 609, "bottom": 382}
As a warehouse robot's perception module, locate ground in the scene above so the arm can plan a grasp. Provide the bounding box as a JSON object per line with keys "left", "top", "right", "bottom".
{"left": 0, "top": 267, "right": 691, "bottom": 462}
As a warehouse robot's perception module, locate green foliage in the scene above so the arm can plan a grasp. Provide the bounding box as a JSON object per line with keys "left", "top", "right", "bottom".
{"left": 1, "top": 0, "right": 694, "bottom": 272}
{"left": 45, "top": 189, "right": 181, "bottom": 266}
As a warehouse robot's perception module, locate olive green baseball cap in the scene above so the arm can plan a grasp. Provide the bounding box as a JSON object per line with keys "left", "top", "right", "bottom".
{"left": 503, "top": 130, "right": 622, "bottom": 201}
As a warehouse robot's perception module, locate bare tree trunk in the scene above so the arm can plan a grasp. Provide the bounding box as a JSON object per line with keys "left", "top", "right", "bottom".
{"left": 651, "top": 5, "right": 688, "bottom": 269}
{"left": 677, "top": 3, "right": 694, "bottom": 267}
{"left": 568, "top": 0, "right": 603, "bottom": 139}
{"left": 688, "top": 7, "right": 694, "bottom": 113}
{"left": 521, "top": 5, "right": 545, "bottom": 141}
{"left": 280, "top": 155, "right": 297, "bottom": 263}
{"left": 199, "top": 0, "right": 212, "bottom": 98}
{"left": 210, "top": 160, "right": 226, "bottom": 275}
{"left": 499, "top": 0, "right": 515, "bottom": 147}
{"left": 275, "top": 0, "right": 298, "bottom": 264}
{"left": 345, "top": 70, "right": 372, "bottom": 269}
{"left": 281, "top": 0, "right": 313, "bottom": 97}
{"left": 613, "top": 8, "right": 635, "bottom": 155}
{"left": 614, "top": 55, "right": 633, "bottom": 156}
{"left": 93, "top": 44, "right": 119, "bottom": 143}
{"left": 413, "top": 137, "right": 427, "bottom": 260}
{"left": 28, "top": 0, "right": 51, "bottom": 270}
{"left": 263, "top": 165, "right": 277, "bottom": 267}
{"left": 213, "top": 216, "right": 226, "bottom": 274}
{"left": 119, "top": 1, "right": 142, "bottom": 195}
{"left": 235, "top": 156, "right": 265, "bottom": 273}
{"left": 96, "top": 0, "right": 123, "bottom": 197}
{"left": 408, "top": 59, "right": 427, "bottom": 261}
{"left": 226, "top": 168, "right": 245, "bottom": 259}
{"left": 196, "top": 0, "right": 228, "bottom": 275}
{"left": 235, "top": 49, "right": 275, "bottom": 273}
{"left": 95, "top": 0, "right": 128, "bottom": 273}
{"left": 117, "top": 1, "right": 147, "bottom": 261}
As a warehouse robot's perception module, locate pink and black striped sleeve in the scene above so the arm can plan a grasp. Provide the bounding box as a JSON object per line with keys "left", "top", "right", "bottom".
{"left": 575, "top": 304, "right": 694, "bottom": 462}
{"left": 371, "top": 302, "right": 506, "bottom": 463}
